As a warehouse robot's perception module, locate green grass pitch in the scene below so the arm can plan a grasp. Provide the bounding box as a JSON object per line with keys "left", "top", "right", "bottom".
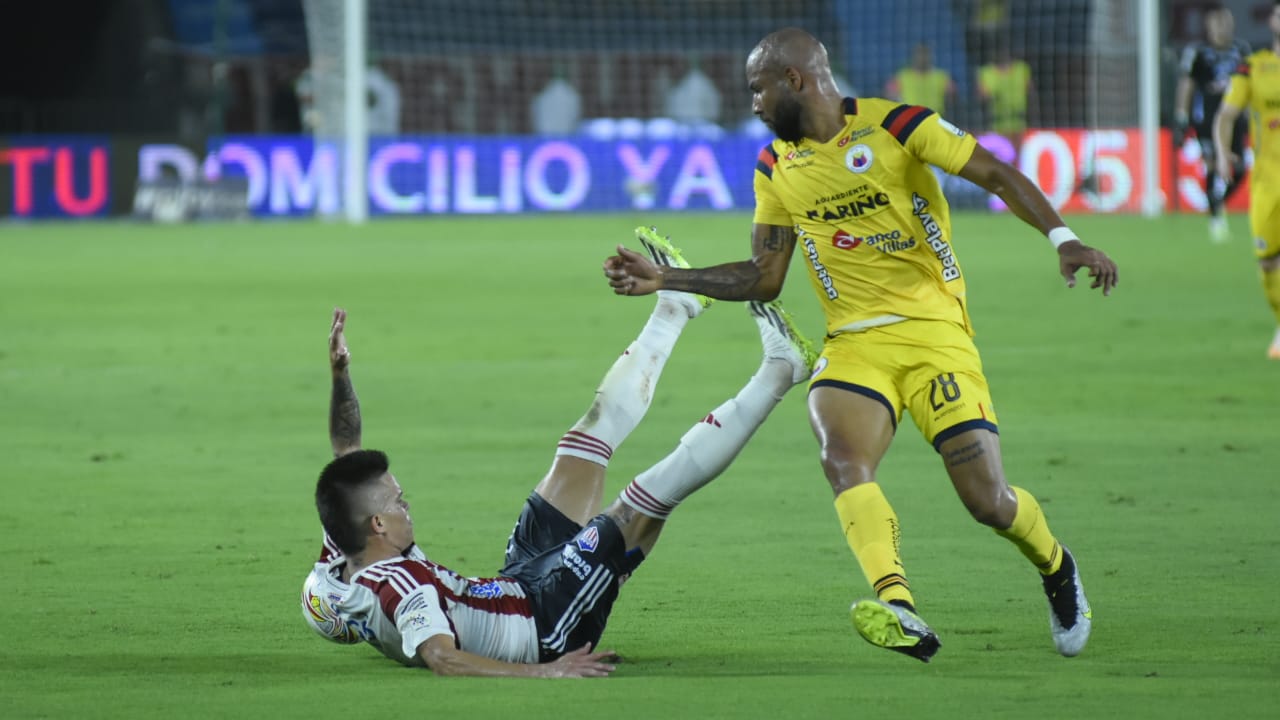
{"left": 3, "top": 211, "right": 1277, "bottom": 719}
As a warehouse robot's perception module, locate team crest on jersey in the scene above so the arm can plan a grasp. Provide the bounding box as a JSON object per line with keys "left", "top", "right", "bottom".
{"left": 576, "top": 526, "right": 600, "bottom": 553}
{"left": 845, "top": 144, "right": 874, "bottom": 173}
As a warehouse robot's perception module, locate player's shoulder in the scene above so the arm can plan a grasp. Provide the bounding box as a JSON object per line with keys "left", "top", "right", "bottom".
{"left": 1240, "top": 48, "right": 1277, "bottom": 72}
{"left": 849, "top": 96, "right": 899, "bottom": 123}
{"left": 857, "top": 97, "right": 941, "bottom": 146}
{"left": 355, "top": 557, "right": 443, "bottom": 597}
{"left": 755, "top": 141, "right": 782, "bottom": 179}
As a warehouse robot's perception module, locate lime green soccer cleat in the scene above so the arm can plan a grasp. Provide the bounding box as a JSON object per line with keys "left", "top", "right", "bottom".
{"left": 635, "top": 225, "right": 713, "bottom": 317}
{"left": 851, "top": 599, "right": 942, "bottom": 663}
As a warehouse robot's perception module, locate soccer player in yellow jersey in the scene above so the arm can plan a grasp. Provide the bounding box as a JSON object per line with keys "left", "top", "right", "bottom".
{"left": 886, "top": 44, "right": 956, "bottom": 116}
{"left": 604, "top": 28, "right": 1118, "bottom": 662}
{"left": 1214, "top": 0, "right": 1280, "bottom": 359}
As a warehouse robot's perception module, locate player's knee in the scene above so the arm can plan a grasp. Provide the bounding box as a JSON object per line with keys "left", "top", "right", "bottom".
{"left": 818, "top": 445, "right": 875, "bottom": 493}
{"left": 961, "top": 485, "right": 1016, "bottom": 528}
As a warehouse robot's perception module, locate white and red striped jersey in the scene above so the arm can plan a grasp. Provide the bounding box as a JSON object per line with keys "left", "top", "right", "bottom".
{"left": 301, "top": 535, "right": 539, "bottom": 666}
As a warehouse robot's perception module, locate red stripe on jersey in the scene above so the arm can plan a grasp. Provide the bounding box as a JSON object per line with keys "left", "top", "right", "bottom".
{"left": 757, "top": 146, "right": 777, "bottom": 169}
{"left": 561, "top": 430, "right": 613, "bottom": 458}
{"left": 887, "top": 105, "right": 928, "bottom": 139}
{"left": 319, "top": 533, "right": 341, "bottom": 563}
{"left": 360, "top": 559, "right": 532, "bottom": 627}
{"left": 1235, "top": 61, "right": 1250, "bottom": 76}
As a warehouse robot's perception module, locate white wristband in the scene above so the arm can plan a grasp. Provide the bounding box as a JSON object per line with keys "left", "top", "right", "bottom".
{"left": 1048, "top": 227, "right": 1079, "bottom": 249}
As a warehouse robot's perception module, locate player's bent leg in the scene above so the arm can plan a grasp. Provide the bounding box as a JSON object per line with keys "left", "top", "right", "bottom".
{"left": 612, "top": 301, "right": 816, "bottom": 556}
{"left": 936, "top": 427, "right": 1017, "bottom": 529}
{"left": 936, "top": 427, "right": 1091, "bottom": 657}
{"left": 808, "top": 386, "right": 910, "bottom": 602}
{"left": 534, "top": 458, "right": 608, "bottom": 530}
{"left": 541, "top": 293, "right": 701, "bottom": 526}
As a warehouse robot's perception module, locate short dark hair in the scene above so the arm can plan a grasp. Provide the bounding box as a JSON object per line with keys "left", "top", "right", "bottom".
{"left": 315, "top": 450, "right": 389, "bottom": 556}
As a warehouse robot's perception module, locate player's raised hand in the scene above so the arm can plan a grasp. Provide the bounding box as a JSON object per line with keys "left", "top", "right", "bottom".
{"left": 604, "top": 245, "right": 661, "bottom": 296}
{"left": 1057, "top": 241, "right": 1118, "bottom": 296}
{"left": 329, "top": 307, "right": 351, "bottom": 374}
{"left": 541, "top": 642, "right": 617, "bottom": 678}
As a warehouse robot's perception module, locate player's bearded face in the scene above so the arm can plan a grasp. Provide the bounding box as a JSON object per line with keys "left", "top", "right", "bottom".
{"left": 771, "top": 93, "right": 805, "bottom": 143}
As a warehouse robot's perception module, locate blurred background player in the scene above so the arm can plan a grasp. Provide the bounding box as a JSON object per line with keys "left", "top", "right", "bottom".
{"left": 885, "top": 43, "right": 956, "bottom": 117}
{"left": 1177, "top": 3, "right": 1250, "bottom": 243}
{"left": 604, "top": 27, "right": 1116, "bottom": 663}
{"left": 977, "top": 42, "right": 1033, "bottom": 151}
{"left": 1214, "top": 0, "right": 1280, "bottom": 359}
{"left": 302, "top": 235, "right": 817, "bottom": 676}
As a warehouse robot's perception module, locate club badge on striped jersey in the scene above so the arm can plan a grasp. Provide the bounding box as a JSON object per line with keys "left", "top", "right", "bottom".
{"left": 575, "top": 526, "right": 600, "bottom": 553}
{"left": 845, "top": 144, "right": 873, "bottom": 174}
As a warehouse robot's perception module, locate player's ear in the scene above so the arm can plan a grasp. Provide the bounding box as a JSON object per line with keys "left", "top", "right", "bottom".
{"left": 785, "top": 66, "right": 804, "bottom": 91}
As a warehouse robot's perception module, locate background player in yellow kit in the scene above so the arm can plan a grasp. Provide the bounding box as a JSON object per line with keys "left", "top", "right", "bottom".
{"left": 1214, "top": 0, "right": 1280, "bottom": 359}
{"left": 603, "top": 27, "right": 1117, "bottom": 663}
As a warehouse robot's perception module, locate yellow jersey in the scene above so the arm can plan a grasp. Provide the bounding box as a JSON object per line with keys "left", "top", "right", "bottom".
{"left": 892, "top": 68, "right": 952, "bottom": 115}
{"left": 977, "top": 61, "right": 1031, "bottom": 135}
{"left": 1224, "top": 49, "right": 1280, "bottom": 186}
{"left": 753, "top": 97, "right": 978, "bottom": 336}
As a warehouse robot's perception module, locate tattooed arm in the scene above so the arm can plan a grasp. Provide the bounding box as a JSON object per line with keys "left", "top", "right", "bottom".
{"left": 603, "top": 224, "right": 797, "bottom": 302}
{"left": 328, "top": 308, "right": 361, "bottom": 457}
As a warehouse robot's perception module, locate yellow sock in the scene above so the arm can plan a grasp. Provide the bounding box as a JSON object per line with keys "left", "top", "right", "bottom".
{"left": 834, "top": 483, "right": 913, "bottom": 607}
{"left": 995, "top": 487, "right": 1063, "bottom": 575}
{"left": 1262, "top": 267, "right": 1280, "bottom": 323}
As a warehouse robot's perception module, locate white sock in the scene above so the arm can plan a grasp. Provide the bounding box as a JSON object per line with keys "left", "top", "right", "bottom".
{"left": 556, "top": 296, "right": 690, "bottom": 467}
{"left": 620, "top": 359, "right": 794, "bottom": 519}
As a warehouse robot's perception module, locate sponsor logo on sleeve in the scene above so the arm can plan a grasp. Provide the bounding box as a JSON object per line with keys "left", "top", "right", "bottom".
{"left": 802, "top": 234, "right": 840, "bottom": 300}
{"left": 937, "top": 117, "right": 967, "bottom": 137}
{"left": 912, "top": 193, "right": 961, "bottom": 282}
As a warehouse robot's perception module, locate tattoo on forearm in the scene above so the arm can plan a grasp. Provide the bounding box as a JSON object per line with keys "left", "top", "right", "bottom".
{"left": 330, "top": 374, "right": 361, "bottom": 453}
{"left": 943, "top": 441, "right": 985, "bottom": 467}
{"left": 661, "top": 262, "right": 763, "bottom": 300}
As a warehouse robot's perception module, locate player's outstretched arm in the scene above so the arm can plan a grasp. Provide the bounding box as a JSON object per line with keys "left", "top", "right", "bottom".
{"left": 328, "top": 307, "right": 361, "bottom": 457}
{"left": 1213, "top": 102, "right": 1244, "bottom": 182}
{"left": 417, "top": 636, "right": 616, "bottom": 678}
{"left": 957, "top": 144, "right": 1118, "bottom": 296}
{"left": 603, "top": 224, "right": 796, "bottom": 301}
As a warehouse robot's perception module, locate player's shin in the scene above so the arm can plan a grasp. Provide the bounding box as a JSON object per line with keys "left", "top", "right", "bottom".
{"left": 556, "top": 296, "right": 692, "bottom": 467}
{"left": 835, "top": 484, "right": 915, "bottom": 608}
{"left": 994, "top": 486, "right": 1064, "bottom": 575}
{"left": 619, "top": 358, "right": 794, "bottom": 520}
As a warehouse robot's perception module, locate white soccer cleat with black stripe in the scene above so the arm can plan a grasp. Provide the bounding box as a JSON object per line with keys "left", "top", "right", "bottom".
{"left": 1042, "top": 547, "right": 1092, "bottom": 657}
{"left": 748, "top": 300, "right": 818, "bottom": 385}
